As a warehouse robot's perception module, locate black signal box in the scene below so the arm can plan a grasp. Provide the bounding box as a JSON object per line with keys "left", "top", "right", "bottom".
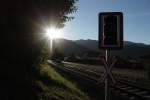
{"left": 99, "top": 12, "right": 123, "bottom": 50}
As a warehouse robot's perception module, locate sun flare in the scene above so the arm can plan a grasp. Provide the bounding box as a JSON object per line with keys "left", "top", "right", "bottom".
{"left": 45, "top": 27, "right": 63, "bottom": 39}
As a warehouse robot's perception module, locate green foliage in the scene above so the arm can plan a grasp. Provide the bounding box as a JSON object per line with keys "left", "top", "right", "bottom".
{"left": 1, "top": 0, "right": 78, "bottom": 29}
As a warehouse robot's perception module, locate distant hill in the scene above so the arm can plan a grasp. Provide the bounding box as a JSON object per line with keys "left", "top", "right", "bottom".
{"left": 75, "top": 39, "right": 150, "bottom": 57}
{"left": 53, "top": 39, "right": 94, "bottom": 56}
{"left": 50, "top": 39, "right": 150, "bottom": 58}
{"left": 76, "top": 39, "right": 99, "bottom": 52}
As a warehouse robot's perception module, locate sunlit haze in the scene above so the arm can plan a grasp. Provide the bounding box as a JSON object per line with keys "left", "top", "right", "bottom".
{"left": 45, "top": 27, "right": 63, "bottom": 39}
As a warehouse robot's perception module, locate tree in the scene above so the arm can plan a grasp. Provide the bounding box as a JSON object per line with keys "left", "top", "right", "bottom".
{"left": 0, "top": 0, "right": 78, "bottom": 99}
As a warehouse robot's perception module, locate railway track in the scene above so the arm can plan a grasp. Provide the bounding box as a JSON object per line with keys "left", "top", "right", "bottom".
{"left": 48, "top": 60, "right": 150, "bottom": 100}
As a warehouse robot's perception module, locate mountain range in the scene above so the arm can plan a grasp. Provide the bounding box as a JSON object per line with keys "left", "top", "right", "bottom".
{"left": 53, "top": 39, "right": 150, "bottom": 58}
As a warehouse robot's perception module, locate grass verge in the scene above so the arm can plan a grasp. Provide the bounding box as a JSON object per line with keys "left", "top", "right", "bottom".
{"left": 34, "top": 62, "right": 90, "bottom": 100}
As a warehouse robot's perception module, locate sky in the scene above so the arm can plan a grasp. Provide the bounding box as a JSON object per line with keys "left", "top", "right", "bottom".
{"left": 63, "top": 0, "right": 150, "bottom": 44}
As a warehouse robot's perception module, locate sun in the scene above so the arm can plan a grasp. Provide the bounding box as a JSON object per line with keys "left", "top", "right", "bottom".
{"left": 45, "top": 27, "right": 63, "bottom": 39}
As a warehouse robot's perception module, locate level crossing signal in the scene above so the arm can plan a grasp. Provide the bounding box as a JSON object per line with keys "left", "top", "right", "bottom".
{"left": 99, "top": 12, "right": 123, "bottom": 50}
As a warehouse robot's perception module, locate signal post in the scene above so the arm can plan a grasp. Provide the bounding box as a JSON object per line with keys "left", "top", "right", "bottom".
{"left": 98, "top": 12, "right": 123, "bottom": 100}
